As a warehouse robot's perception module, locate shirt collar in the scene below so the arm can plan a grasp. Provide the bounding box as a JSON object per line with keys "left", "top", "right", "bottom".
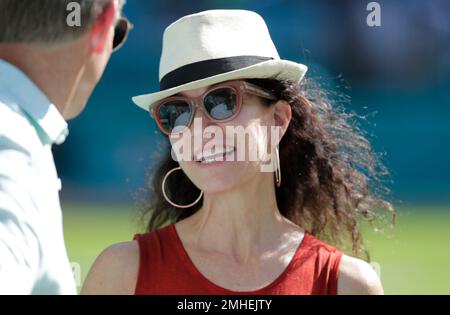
{"left": 0, "top": 59, "right": 69, "bottom": 145}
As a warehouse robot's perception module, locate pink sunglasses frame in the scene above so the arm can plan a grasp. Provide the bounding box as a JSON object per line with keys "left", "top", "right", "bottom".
{"left": 150, "top": 80, "right": 277, "bottom": 135}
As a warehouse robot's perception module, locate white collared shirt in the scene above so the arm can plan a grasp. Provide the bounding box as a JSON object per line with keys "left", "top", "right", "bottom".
{"left": 0, "top": 59, "right": 76, "bottom": 294}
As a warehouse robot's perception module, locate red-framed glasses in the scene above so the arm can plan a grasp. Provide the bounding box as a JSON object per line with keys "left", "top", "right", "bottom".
{"left": 150, "top": 80, "right": 277, "bottom": 135}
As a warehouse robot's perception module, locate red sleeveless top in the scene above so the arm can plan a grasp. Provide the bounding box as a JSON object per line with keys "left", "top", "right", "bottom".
{"left": 133, "top": 224, "right": 343, "bottom": 295}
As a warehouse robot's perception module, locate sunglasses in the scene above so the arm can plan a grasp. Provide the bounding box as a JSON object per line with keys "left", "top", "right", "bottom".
{"left": 150, "top": 80, "right": 277, "bottom": 135}
{"left": 112, "top": 17, "right": 133, "bottom": 52}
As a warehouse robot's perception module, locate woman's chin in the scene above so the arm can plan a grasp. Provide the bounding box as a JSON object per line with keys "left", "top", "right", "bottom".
{"left": 183, "top": 160, "right": 254, "bottom": 194}
{"left": 194, "top": 172, "right": 245, "bottom": 194}
{"left": 199, "top": 182, "right": 239, "bottom": 195}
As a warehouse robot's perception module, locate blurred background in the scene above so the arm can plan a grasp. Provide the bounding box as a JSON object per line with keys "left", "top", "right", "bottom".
{"left": 56, "top": 0, "right": 450, "bottom": 294}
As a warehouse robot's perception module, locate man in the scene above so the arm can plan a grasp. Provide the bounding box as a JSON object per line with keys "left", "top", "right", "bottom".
{"left": 0, "top": 0, "right": 128, "bottom": 294}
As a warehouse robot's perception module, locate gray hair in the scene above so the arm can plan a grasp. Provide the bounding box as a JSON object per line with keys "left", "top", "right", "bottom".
{"left": 0, "top": 0, "right": 124, "bottom": 44}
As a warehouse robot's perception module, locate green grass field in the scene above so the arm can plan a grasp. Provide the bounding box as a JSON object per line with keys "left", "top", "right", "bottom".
{"left": 63, "top": 204, "right": 450, "bottom": 294}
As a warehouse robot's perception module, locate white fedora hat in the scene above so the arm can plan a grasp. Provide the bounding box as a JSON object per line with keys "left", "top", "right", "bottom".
{"left": 132, "top": 9, "right": 308, "bottom": 112}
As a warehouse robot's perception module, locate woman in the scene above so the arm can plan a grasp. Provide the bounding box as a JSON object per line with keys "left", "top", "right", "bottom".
{"left": 82, "top": 9, "right": 394, "bottom": 295}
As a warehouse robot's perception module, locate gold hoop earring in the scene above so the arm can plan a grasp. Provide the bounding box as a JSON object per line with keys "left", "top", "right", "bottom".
{"left": 162, "top": 166, "right": 204, "bottom": 208}
{"left": 274, "top": 145, "right": 281, "bottom": 187}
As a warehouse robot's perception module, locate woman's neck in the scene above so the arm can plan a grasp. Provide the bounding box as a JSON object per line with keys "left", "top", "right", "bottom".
{"left": 178, "top": 171, "right": 295, "bottom": 264}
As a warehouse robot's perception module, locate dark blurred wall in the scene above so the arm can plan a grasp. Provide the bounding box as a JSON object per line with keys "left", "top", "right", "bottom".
{"left": 53, "top": 0, "right": 450, "bottom": 203}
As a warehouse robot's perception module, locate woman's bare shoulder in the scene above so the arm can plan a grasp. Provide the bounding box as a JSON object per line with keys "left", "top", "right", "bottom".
{"left": 337, "top": 254, "right": 384, "bottom": 295}
{"left": 81, "top": 241, "right": 140, "bottom": 295}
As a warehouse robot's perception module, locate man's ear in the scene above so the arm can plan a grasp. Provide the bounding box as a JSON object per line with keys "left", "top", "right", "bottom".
{"left": 88, "top": 1, "right": 116, "bottom": 54}
{"left": 273, "top": 100, "right": 292, "bottom": 144}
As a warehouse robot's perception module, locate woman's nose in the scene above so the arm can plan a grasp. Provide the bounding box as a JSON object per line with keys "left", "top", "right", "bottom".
{"left": 192, "top": 104, "right": 212, "bottom": 126}
{"left": 190, "top": 104, "right": 217, "bottom": 136}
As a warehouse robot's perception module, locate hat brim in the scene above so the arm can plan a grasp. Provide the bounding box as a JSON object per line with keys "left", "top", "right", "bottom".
{"left": 132, "top": 59, "right": 307, "bottom": 112}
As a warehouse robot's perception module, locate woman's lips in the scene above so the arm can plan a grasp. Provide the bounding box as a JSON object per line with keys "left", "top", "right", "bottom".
{"left": 194, "top": 146, "right": 236, "bottom": 166}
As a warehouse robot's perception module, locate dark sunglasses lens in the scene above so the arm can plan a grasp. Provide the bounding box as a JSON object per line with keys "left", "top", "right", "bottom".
{"left": 113, "top": 19, "right": 128, "bottom": 50}
{"left": 204, "top": 88, "right": 238, "bottom": 120}
{"left": 157, "top": 101, "right": 191, "bottom": 133}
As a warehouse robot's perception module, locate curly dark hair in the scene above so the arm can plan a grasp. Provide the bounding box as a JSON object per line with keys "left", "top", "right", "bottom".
{"left": 136, "top": 77, "right": 396, "bottom": 261}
